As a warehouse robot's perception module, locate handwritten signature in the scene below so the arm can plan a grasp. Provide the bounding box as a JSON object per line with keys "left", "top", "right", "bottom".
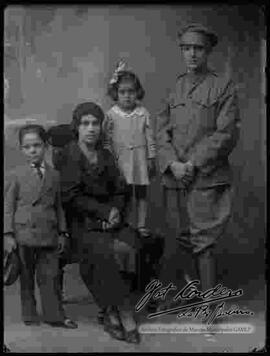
{"left": 135, "top": 279, "right": 253, "bottom": 324}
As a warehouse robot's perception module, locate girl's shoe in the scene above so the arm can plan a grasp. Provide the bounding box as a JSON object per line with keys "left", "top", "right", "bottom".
{"left": 97, "top": 307, "right": 107, "bottom": 325}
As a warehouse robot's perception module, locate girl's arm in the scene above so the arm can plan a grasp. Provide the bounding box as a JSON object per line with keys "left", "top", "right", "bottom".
{"left": 4, "top": 171, "right": 18, "bottom": 236}
{"left": 145, "top": 109, "right": 156, "bottom": 159}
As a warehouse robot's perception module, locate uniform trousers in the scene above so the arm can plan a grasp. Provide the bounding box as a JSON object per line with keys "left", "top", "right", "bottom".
{"left": 159, "top": 184, "right": 233, "bottom": 292}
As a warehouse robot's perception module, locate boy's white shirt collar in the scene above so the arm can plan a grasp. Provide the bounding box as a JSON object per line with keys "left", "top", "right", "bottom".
{"left": 30, "top": 160, "right": 46, "bottom": 173}
{"left": 30, "top": 160, "right": 45, "bottom": 167}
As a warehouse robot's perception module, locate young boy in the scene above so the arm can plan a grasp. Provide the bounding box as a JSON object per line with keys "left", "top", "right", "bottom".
{"left": 4, "top": 124, "right": 77, "bottom": 329}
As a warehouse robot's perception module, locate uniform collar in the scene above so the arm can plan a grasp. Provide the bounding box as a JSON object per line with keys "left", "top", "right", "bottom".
{"left": 185, "top": 66, "right": 210, "bottom": 84}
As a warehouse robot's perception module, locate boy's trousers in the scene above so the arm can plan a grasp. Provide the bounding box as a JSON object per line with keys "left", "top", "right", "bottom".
{"left": 18, "top": 245, "right": 65, "bottom": 323}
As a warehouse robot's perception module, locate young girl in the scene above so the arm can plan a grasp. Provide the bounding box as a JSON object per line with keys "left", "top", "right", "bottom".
{"left": 104, "top": 61, "right": 156, "bottom": 237}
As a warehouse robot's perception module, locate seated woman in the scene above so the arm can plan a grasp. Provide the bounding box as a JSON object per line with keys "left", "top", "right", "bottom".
{"left": 55, "top": 102, "right": 140, "bottom": 344}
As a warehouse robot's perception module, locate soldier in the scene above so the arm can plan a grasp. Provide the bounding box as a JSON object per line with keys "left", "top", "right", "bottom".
{"left": 156, "top": 24, "right": 240, "bottom": 301}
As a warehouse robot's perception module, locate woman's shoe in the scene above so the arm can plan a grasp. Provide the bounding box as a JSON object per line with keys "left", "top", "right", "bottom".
{"left": 118, "top": 309, "right": 141, "bottom": 344}
{"left": 124, "top": 328, "right": 141, "bottom": 344}
{"left": 103, "top": 309, "right": 125, "bottom": 341}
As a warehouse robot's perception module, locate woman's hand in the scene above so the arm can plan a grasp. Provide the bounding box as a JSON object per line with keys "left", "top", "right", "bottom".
{"left": 108, "top": 207, "right": 120, "bottom": 227}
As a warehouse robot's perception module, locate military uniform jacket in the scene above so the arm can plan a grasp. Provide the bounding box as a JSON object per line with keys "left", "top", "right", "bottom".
{"left": 4, "top": 162, "right": 67, "bottom": 246}
{"left": 156, "top": 69, "right": 240, "bottom": 189}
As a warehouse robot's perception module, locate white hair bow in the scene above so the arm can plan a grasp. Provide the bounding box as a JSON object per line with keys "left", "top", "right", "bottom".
{"left": 109, "top": 59, "right": 128, "bottom": 84}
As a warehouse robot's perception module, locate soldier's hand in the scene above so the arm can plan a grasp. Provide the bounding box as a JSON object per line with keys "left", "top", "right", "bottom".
{"left": 4, "top": 234, "right": 17, "bottom": 254}
{"left": 170, "top": 161, "right": 188, "bottom": 180}
{"left": 181, "top": 162, "right": 196, "bottom": 188}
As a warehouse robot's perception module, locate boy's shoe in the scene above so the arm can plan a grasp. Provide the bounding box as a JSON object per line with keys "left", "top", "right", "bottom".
{"left": 24, "top": 320, "right": 41, "bottom": 326}
{"left": 45, "top": 318, "right": 78, "bottom": 329}
{"left": 3, "top": 344, "right": 11, "bottom": 353}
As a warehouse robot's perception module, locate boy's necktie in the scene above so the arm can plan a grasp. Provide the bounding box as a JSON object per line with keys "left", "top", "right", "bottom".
{"left": 31, "top": 162, "right": 43, "bottom": 180}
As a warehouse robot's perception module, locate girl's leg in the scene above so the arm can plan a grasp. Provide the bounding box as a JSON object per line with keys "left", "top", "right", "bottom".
{"left": 135, "top": 185, "right": 150, "bottom": 236}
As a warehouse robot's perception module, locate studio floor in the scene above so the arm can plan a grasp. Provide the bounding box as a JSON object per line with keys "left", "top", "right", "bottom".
{"left": 4, "top": 263, "right": 266, "bottom": 353}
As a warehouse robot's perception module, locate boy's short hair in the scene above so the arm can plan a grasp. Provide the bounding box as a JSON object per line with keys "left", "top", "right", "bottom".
{"left": 107, "top": 70, "right": 145, "bottom": 101}
{"left": 18, "top": 124, "right": 47, "bottom": 145}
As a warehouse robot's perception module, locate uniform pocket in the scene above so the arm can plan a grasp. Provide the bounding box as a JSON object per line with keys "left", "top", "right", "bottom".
{"left": 191, "top": 98, "right": 218, "bottom": 130}
{"left": 14, "top": 210, "right": 29, "bottom": 224}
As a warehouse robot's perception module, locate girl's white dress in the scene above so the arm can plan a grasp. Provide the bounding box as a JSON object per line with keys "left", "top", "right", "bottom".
{"left": 104, "top": 105, "right": 156, "bottom": 185}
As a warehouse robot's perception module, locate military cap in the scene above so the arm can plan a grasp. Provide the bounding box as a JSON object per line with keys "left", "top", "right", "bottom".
{"left": 178, "top": 23, "right": 218, "bottom": 47}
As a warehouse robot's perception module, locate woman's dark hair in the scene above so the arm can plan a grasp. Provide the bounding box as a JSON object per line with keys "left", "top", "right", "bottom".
{"left": 18, "top": 124, "right": 47, "bottom": 145}
{"left": 71, "top": 102, "right": 105, "bottom": 139}
{"left": 107, "top": 70, "right": 145, "bottom": 101}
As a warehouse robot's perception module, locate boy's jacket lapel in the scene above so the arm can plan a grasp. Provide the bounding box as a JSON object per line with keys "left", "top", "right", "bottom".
{"left": 21, "top": 165, "right": 42, "bottom": 204}
{"left": 32, "top": 163, "right": 54, "bottom": 204}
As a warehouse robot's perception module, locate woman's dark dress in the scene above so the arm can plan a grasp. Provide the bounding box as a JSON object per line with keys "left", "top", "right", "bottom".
{"left": 55, "top": 141, "right": 129, "bottom": 307}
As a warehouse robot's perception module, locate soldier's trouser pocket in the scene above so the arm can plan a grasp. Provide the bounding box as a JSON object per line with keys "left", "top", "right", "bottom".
{"left": 187, "top": 184, "right": 233, "bottom": 253}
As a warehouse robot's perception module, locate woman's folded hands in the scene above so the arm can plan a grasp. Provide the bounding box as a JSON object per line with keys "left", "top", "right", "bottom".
{"left": 101, "top": 207, "right": 121, "bottom": 231}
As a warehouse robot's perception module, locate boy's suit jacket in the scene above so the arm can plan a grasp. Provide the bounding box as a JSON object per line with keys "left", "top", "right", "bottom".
{"left": 4, "top": 162, "right": 67, "bottom": 247}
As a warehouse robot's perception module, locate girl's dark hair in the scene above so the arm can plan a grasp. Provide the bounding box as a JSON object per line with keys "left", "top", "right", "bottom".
{"left": 107, "top": 70, "right": 145, "bottom": 101}
{"left": 71, "top": 101, "right": 105, "bottom": 139}
{"left": 18, "top": 124, "right": 47, "bottom": 145}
